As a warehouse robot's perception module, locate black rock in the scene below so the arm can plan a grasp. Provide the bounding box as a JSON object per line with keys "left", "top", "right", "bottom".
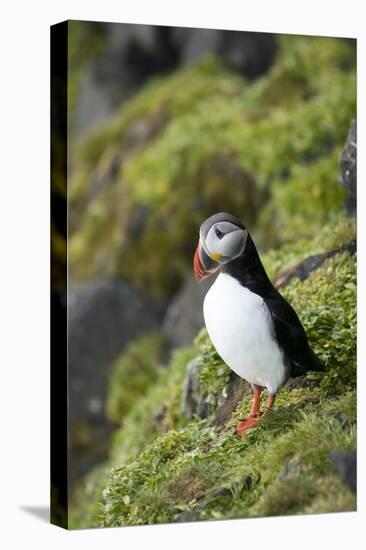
{"left": 174, "top": 510, "right": 200, "bottom": 523}
{"left": 68, "top": 278, "right": 166, "bottom": 487}
{"left": 278, "top": 456, "right": 304, "bottom": 480}
{"left": 153, "top": 405, "right": 167, "bottom": 425}
{"left": 210, "top": 372, "right": 251, "bottom": 427}
{"left": 231, "top": 476, "right": 254, "bottom": 494}
{"left": 182, "top": 358, "right": 251, "bottom": 426}
{"left": 340, "top": 119, "right": 357, "bottom": 216}
{"left": 74, "top": 24, "right": 179, "bottom": 135}
{"left": 74, "top": 23, "right": 278, "bottom": 136}
{"left": 203, "top": 476, "right": 254, "bottom": 504}
{"left": 181, "top": 358, "right": 250, "bottom": 422}
{"left": 208, "top": 487, "right": 232, "bottom": 499}
{"left": 274, "top": 240, "right": 356, "bottom": 289}
{"left": 330, "top": 448, "right": 357, "bottom": 495}
{"left": 181, "top": 358, "right": 202, "bottom": 418}
{"left": 163, "top": 275, "right": 215, "bottom": 349}
{"left": 173, "top": 28, "right": 277, "bottom": 79}
{"left": 241, "top": 475, "right": 254, "bottom": 491}
{"left": 328, "top": 411, "right": 353, "bottom": 432}
{"left": 219, "top": 31, "right": 277, "bottom": 78}
{"left": 172, "top": 27, "right": 221, "bottom": 65}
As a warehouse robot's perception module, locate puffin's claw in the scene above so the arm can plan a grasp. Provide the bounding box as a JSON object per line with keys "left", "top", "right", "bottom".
{"left": 236, "top": 415, "right": 260, "bottom": 436}
{"left": 237, "top": 411, "right": 263, "bottom": 421}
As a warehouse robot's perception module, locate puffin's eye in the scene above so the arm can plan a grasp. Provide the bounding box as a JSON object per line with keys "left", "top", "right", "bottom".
{"left": 215, "top": 227, "right": 225, "bottom": 240}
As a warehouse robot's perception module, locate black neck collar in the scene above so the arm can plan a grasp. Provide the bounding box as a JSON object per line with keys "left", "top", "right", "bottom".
{"left": 222, "top": 235, "right": 274, "bottom": 296}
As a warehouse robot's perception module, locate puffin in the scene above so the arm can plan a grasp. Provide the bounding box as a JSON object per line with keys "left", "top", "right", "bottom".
{"left": 193, "top": 212, "right": 324, "bottom": 436}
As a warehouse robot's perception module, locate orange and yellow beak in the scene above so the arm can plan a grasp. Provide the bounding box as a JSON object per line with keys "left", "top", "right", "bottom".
{"left": 193, "top": 242, "right": 220, "bottom": 282}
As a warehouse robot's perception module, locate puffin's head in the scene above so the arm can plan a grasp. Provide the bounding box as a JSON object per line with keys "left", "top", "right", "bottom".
{"left": 194, "top": 212, "right": 248, "bottom": 281}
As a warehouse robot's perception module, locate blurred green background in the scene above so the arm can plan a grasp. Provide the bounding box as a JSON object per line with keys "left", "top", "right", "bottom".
{"left": 59, "top": 21, "right": 356, "bottom": 527}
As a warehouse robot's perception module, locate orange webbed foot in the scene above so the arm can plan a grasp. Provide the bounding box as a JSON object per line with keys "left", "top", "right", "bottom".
{"left": 236, "top": 415, "right": 260, "bottom": 437}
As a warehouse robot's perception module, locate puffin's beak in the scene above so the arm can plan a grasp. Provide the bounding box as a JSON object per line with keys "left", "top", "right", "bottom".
{"left": 194, "top": 241, "right": 220, "bottom": 282}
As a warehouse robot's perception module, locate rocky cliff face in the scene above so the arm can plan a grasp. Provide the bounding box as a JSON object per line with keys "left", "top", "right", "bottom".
{"left": 66, "top": 33, "right": 356, "bottom": 528}
{"left": 340, "top": 119, "right": 357, "bottom": 216}
{"left": 68, "top": 34, "right": 355, "bottom": 295}
{"left": 69, "top": 213, "right": 356, "bottom": 528}
{"left": 68, "top": 279, "right": 166, "bottom": 486}
{"left": 70, "top": 22, "right": 278, "bottom": 136}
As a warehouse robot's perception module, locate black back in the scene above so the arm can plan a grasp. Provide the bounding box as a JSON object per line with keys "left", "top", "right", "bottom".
{"left": 223, "top": 235, "right": 324, "bottom": 377}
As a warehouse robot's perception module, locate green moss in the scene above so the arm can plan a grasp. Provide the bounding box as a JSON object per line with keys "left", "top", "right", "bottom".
{"left": 69, "top": 35, "right": 355, "bottom": 292}
{"left": 261, "top": 148, "right": 346, "bottom": 244}
{"left": 281, "top": 252, "right": 356, "bottom": 396}
{"left": 106, "top": 333, "right": 165, "bottom": 423}
{"left": 70, "top": 215, "right": 356, "bottom": 528}
{"left": 109, "top": 347, "right": 197, "bottom": 466}
{"left": 69, "top": 346, "right": 196, "bottom": 528}
{"left": 192, "top": 225, "right": 356, "bottom": 405}
{"left": 261, "top": 215, "right": 356, "bottom": 280}
{"left": 68, "top": 31, "right": 356, "bottom": 525}
{"left": 69, "top": 464, "right": 109, "bottom": 529}
{"left": 122, "top": 70, "right": 355, "bottom": 206}
{"left": 193, "top": 328, "right": 232, "bottom": 409}
{"left": 100, "top": 391, "right": 355, "bottom": 527}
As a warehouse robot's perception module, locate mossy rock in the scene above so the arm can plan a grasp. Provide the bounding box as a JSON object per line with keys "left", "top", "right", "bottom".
{"left": 69, "top": 35, "right": 355, "bottom": 293}
{"left": 106, "top": 332, "right": 165, "bottom": 423}
{"left": 69, "top": 215, "right": 356, "bottom": 528}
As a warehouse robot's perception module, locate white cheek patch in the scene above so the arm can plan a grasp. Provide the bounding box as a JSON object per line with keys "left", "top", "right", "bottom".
{"left": 205, "top": 227, "right": 220, "bottom": 256}
{"left": 205, "top": 224, "right": 247, "bottom": 260}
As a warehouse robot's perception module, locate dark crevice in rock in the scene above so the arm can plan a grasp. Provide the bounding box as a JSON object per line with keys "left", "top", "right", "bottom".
{"left": 277, "top": 456, "right": 304, "bottom": 480}
{"left": 327, "top": 411, "right": 354, "bottom": 432}
{"left": 173, "top": 474, "right": 257, "bottom": 523}
{"left": 329, "top": 448, "right": 357, "bottom": 495}
{"left": 274, "top": 240, "right": 356, "bottom": 289}
{"left": 182, "top": 362, "right": 251, "bottom": 424}
{"left": 181, "top": 358, "right": 203, "bottom": 419}
{"left": 210, "top": 373, "right": 251, "bottom": 427}
{"left": 340, "top": 119, "right": 357, "bottom": 216}
{"left": 68, "top": 278, "right": 167, "bottom": 488}
{"left": 74, "top": 24, "right": 278, "bottom": 137}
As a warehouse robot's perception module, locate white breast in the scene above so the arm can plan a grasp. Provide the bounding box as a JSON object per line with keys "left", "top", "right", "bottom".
{"left": 203, "top": 272, "right": 287, "bottom": 395}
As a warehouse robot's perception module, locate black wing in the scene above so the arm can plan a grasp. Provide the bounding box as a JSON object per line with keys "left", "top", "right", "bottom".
{"left": 264, "top": 291, "right": 324, "bottom": 377}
